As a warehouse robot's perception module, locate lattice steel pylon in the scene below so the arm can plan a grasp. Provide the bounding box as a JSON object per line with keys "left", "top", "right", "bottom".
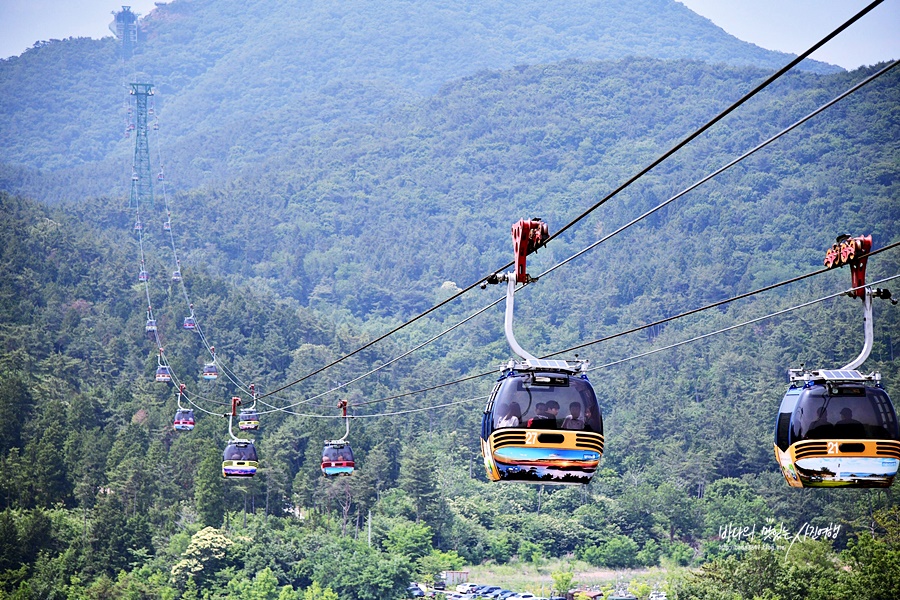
{"left": 129, "top": 83, "right": 155, "bottom": 210}
{"left": 110, "top": 6, "right": 139, "bottom": 61}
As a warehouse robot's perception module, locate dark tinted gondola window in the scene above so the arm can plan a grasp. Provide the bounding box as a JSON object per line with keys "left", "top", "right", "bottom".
{"left": 792, "top": 385, "right": 899, "bottom": 442}
{"left": 224, "top": 444, "right": 257, "bottom": 462}
{"left": 492, "top": 373, "right": 602, "bottom": 433}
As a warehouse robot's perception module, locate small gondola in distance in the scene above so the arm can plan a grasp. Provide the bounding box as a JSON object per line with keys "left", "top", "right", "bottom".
{"left": 222, "top": 439, "right": 258, "bottom": 478}
{"left": 238, "top": 409, "right": 259, "bottom": 431}
{"left": 321, "top": 441, "right": 355, "bottom": 477}
{"left": 173, "top": 408, "right": 195, "bottom": 431}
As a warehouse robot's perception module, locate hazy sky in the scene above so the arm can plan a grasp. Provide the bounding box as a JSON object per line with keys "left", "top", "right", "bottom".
{"left": 0, "top": 0, "right": 897, "bottom": 69}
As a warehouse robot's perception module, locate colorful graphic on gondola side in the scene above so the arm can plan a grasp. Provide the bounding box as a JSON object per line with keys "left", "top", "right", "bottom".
{"left": 490, "top": 446, "right": 600, "bottom": 484}
{"left": 794, "top": 456, "right": 898, "bottom": 487}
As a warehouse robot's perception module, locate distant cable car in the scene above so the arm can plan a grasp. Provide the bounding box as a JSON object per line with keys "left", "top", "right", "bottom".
{"left": 202, "top": 363, "right": 219, "bottom": 380}
{"left": 163, "top": 220, "right": 171, "bottom": 231}
{"left": 145, "top": 318, "right": 157, "bottom": 336}
{"left": 238, "top": 409, "right": 259, "bottom": 431}
{"left": 222, "top": 439, "right": 258, "bottom": 477}
{"left": 172, "top": 270, "right": 182, "bottom": 282}
{"left": 173, "top": 384, "right": 194, "bottom": 431}
{"left": 183, "top": 316, "right": 197, "bottom": 330}
{"left": 138, "top": 269, "right": 149, "bottom": 282}
{"left": 155, "top": 365, "right": 172, "bottom": 383}
{"left": 322, "top": 399, "right": 355, "bottom": 476}
{"left": 134, "top": 221, "right": 143, "bottom": 231}
{"left": 321, "top": 441, "right": 355, "bottom": 476}
{"left": 774, "top": 235, "right": 899, "bottom": 488}
{"left": 174, "top": 408, "right": 195, "bottom": 431}
{"left": 158, "top": 171, "right": 165, "bottom": 181}
{"left": 480, "top": 219, "right": 604, "bottom": 485}
{"left": 223, "top": 396, "right": 258, "bottom": 477}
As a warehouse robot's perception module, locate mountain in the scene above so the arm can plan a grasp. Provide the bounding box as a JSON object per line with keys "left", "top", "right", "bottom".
{"left": 0, "top": 0, "right": 838, "bottom": 183}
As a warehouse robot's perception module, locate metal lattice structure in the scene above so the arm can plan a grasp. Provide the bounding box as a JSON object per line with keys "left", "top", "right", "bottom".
{"left": 110, "top": 6, "right": 139, "bottom": 60}
{"left": 129, "top": 83, "right": 155, "bottom": 210}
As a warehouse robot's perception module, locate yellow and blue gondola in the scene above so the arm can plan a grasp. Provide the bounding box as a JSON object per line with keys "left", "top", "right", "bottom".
{"left": 481, "top": 359, "right": 604, "bottom": 485}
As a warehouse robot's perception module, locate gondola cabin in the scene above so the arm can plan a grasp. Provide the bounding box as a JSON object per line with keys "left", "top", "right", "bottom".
{"left": 145, "top": 319, "right": 157, "bottom": 336}
{"left": 222, "top": 439, "right": 258, "bottom": 478}
{"left": 155, "top": 365, "right": 172, "bottom": 383}
{"left": 774, "top": 369, "right": 900, "bottom": 488}
{"left": 172, "top": 270, "right": 182, "bottom": 282}
{"left": 321, "top": 441, "right": 355, "bottom": 476}
{"left": 138, "top": 270, "right": 149, "bottom": 282}
{"left": 183, "top": 316, "right": 197, "bottom": 330}
{"left": 481, "top": 359, "right": 604, "bottom": 485}
{"left": 238, "top": 409, "right": 259, "bottom": 431}
{"left": 202, "top": 364, "right": 219, "bottom": 380}
{"left": 173, "top": 409, "right": 195, "bottom": 431}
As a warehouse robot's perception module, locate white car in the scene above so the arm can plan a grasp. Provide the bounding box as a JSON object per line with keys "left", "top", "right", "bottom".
{"left": 509, "top": 595, "right": 536, "bottom": 599}
{"left": 456, "top": 584, "right": 478, "bottom": 594}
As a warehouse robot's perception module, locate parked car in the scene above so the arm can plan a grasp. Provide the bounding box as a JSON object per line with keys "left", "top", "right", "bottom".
{"left": 508, "top": 594, "right": 536, "bottom": 600}
{"left": 457, "top": 584, "right": 479, "bottom": 594}
{"left": 407, "top": 585, "right": 425, "bottom": 598}
{"left": 478, "top": 587, "right": 502, "bottom": 597}
{"left": 433, "top": 581, "right": 446, "bottom": 590}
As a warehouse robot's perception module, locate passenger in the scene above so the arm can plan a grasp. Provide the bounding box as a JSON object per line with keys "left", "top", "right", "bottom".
{"left": 529, "top": 400, "right": 559, "bottom": 428}
{"left": 807, "top": 407, "right": 835, "bottom": 439}
{"left": 497, "top": 401, "right": 522, "bottom": 428}
{"left": 562, "top": 402, "right": 585, "bottom": 430}
{"left": 836, "top": 407, "right": 866, "bottom": 438}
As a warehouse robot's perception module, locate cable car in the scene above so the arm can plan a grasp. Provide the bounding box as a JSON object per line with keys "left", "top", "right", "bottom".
{"left": 163, "top": 220, "right": 171, "bottom": 231}
{"left": 480, "top": 219, "right": 604, "bottom": 485}
{"left": 481, "top": 361, "right": 604, "bottom": 484}
{"left": 321, "top": 441, "right": 355, "bottom": 476}
{"left": 155, "top": 365, "right": 172, "bottom": 383}
{"left": 172, "top": 270, "right": 182, "bottom": 282}
{"left": 145, "top": 318, "right": 157, "bottom": 335}
{"left": 774, "top": 236, "right": 899, "bottom": 488}
{"left": 134, "top": 221, "right": 143, "bottom": 231}
{"left": 222, "top": 439, "right": 258, "bottom": 477}
{"left": 173, "top": 408, "right": 195, "bottom": 431}
{"left": 138, "top": 270, "right": 149, "bottom": 282}
{"left": 183, "top": 316, "right": 197, "bottom": 330}
{"left": 131, "top": 171, "right": 138, "bottom": 181}
{"left": 238, "top": 409, "right": 259, "bottom": 431}
{"left": 202, "top": 363, "right": 219, "bottom": 381}
{"left": 775, "top": 369, "right": 899, "bottom": 488}
{"left": 158, "top": 171, "right": 165, "bottom": 182}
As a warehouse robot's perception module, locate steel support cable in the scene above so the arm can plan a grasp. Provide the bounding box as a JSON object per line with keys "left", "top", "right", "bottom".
{"left": 258, "top": 63, "right": 897, "bottom": 413}
{"left": 256, "top": 0, "right": 886, "bottom": 402}
{"left": 151, "top": 112, "right": 254, "bottom": 396}
{"left": 537, "top": 59, "right": 900, "bottom": 280}
{"left": 256, "top": 297, "right": 502, "bottom": 414}
{"left": 588, "top": 273, "right": 900, "bottom": 372}
{"left": 335, "top": 244, "right": 900, "bottom": 413}
{"left": 270, "top": 394, "right": 491, "bottom": 419}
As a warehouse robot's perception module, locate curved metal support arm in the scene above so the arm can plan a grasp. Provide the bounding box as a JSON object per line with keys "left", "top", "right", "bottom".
{"left": 504, "top": 274, "right": 537, "bottom": 362}
{"left": 842, "top": 287, "right": 874, "bottom": 370}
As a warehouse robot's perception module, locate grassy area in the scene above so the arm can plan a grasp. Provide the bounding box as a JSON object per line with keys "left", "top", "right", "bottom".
{"left": 461, "top": 559, "right": 670, "bottom": 596}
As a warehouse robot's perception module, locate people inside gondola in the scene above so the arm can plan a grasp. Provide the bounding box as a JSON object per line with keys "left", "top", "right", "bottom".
{"left": 562, "top": 401, "right": 585, "bottom": 430}
{"left": 497, "top": 402, "right": 522, "bottom": 428}
{"left": 528, "top": 400, "right": 559, "bottom": 428}
{"left": 836, "top": 407, "right": 866, "bottom": 438}
{"left": 807, "top": 407, "right": 835, "bottom": 439}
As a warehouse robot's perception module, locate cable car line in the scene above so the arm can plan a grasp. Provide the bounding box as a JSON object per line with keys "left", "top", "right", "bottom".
{"left": 328, "top": 250, "right": 900, "bottom": 416}
{"left": 536, "top": 59, "right": 899, "bottom": 281}
{"left": 256, "top": 59, "right": 898, "bottom": 416}
{"left": 255, "top": 1, "right": 886, "bottom": 402}
{"left": 588, "top": 273, "right": 900, "bottom": 373}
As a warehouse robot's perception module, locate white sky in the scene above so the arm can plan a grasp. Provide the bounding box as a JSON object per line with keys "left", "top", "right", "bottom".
{"left": 0, "top": 0, "right": 897, "bottom": 69}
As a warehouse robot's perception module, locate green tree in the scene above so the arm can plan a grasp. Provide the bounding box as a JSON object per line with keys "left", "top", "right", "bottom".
{"left": 195, "top": 447, "right": 225, "bottom": 527}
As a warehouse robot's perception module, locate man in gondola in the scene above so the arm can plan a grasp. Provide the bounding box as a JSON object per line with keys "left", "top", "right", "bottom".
{"left": 836, "top": 407, "right": 866, "bottom": 438}
{"left": 528, "top": 400, "right": 560, "bottom": 428}
{"left": 808, "top": 407, "right": 835, "bottom": 439}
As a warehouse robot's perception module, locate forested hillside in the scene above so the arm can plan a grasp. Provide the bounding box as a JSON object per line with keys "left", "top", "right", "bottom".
{"left": 2, "top": 0, "right": 900, "bottom": 598}
{"left": 0, "top": 0, "right": 837, "bottom": 190}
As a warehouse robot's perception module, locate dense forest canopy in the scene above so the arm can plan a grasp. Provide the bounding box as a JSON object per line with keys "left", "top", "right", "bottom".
{"left": 1, "top": 0, "right": 899, "bottom": 598}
